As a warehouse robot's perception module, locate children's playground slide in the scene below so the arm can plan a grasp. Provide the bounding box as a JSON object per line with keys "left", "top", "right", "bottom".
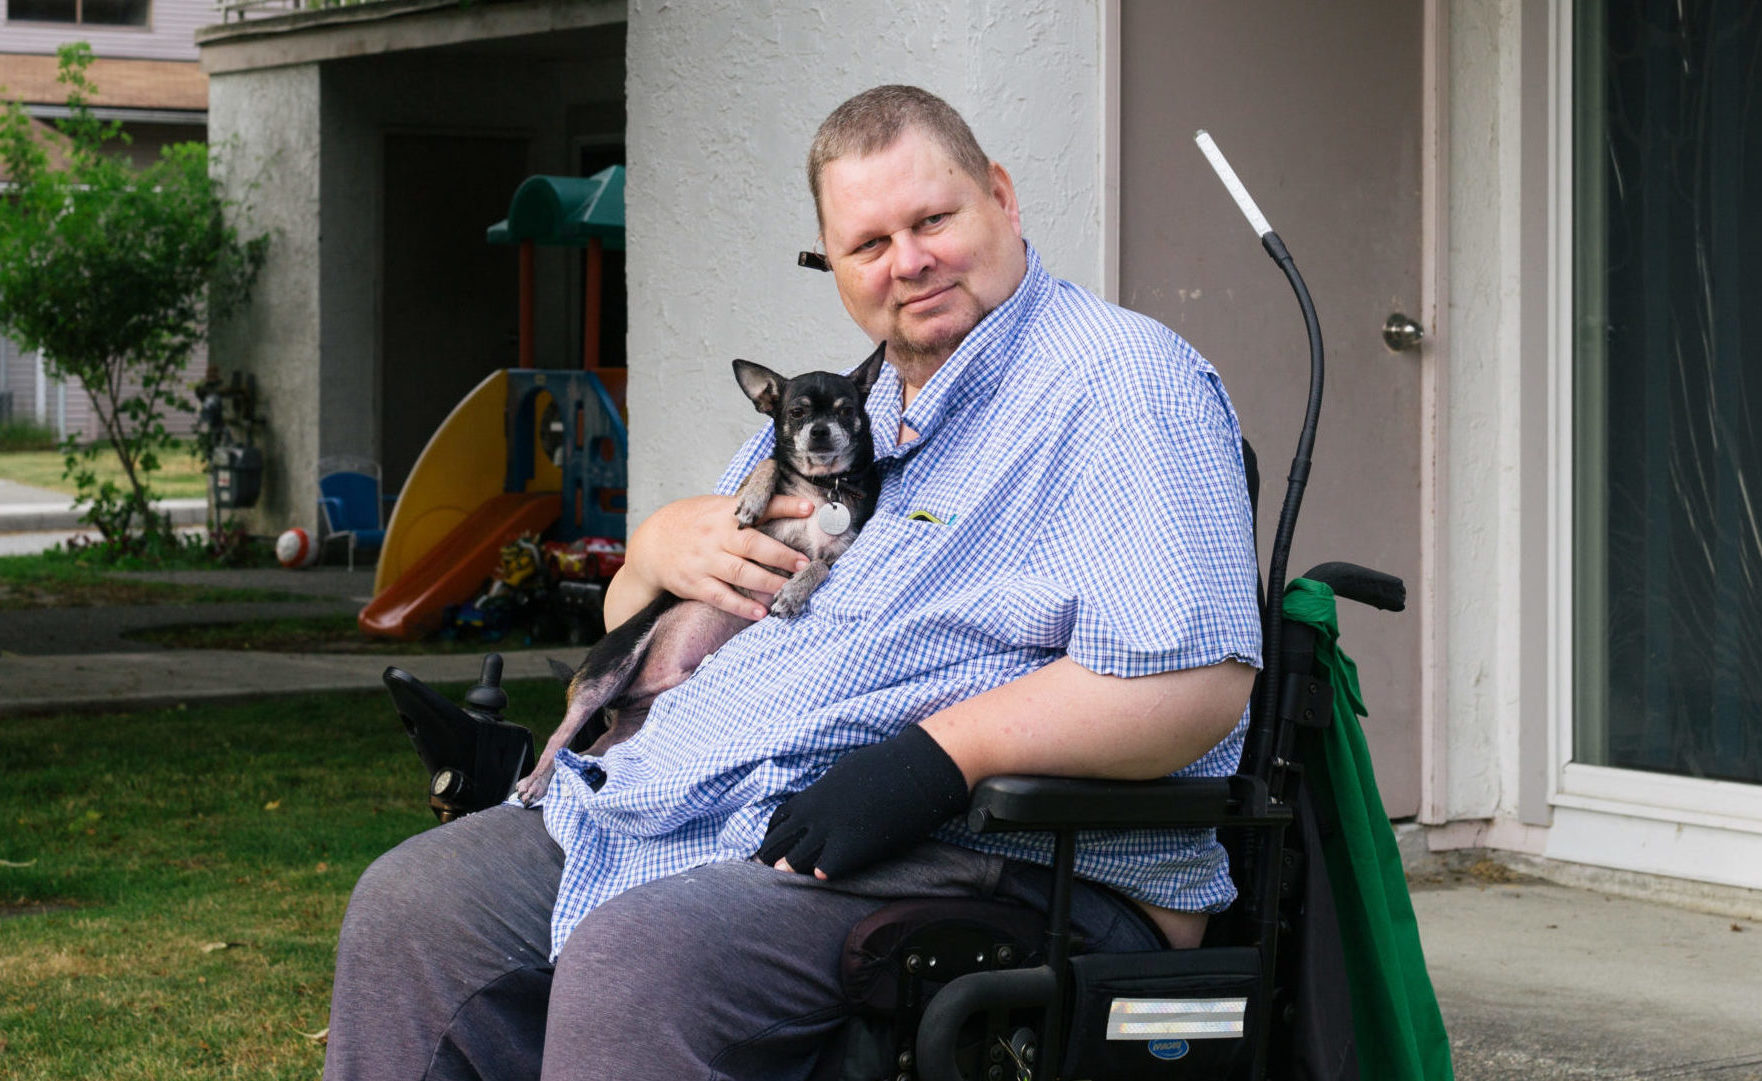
{"left": 360, "top": 367, "right": 626, "bottom": 640}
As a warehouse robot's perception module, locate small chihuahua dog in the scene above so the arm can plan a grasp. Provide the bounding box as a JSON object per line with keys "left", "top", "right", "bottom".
{"left": 515, "top": 344, "right": 886, "bottom": 804}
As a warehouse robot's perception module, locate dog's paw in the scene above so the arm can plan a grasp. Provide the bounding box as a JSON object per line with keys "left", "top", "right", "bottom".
{"left": 769, "top": 588, "right": 808, "bottom": 619}
{"left": 731, "top": 461, "right": 777, "bottom": 528}
{"left": 732, "top": 490, "right": 769, "bottom": 529}
{"left": 514, "top": 762, "right": 556, "bottom": 805}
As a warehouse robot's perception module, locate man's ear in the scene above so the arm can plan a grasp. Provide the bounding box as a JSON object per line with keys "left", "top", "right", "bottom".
{"left": 732, "top": 359, "right": 784, "bottom": 415}
{"left": 851, "top": 342, "right": 887, "bottom": 400}
{"left": 989, "top": 160, "right": 1022, "bottom": 237}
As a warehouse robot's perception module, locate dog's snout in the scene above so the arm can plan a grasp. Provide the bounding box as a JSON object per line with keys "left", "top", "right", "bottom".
{"left": 808, "top": 424, "right": 834, "bottom": 448}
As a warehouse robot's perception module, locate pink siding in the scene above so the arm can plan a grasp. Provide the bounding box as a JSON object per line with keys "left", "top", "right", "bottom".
{"left": 0, "top": 0, "right": 215, "bottom": 62}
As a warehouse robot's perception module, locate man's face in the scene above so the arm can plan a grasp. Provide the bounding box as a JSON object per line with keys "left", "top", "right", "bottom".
{"left": 817, "top": 128, "right": 1026, "bottom": 384}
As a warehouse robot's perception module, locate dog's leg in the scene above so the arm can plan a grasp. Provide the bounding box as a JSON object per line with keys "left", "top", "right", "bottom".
{"left": 769, "top": 558, "right": 831, "bottom": 618}
{"left": 582, "top": 702, "right": 652, "bottom": 756}
{"left": 515, "top": 597, "right": 755, "bottom": 803}
{"left": 515, "top": 595, "right": 673, "bottom": 804}
{"left": 732, "top": 459, "right": 778, "bottom": 528}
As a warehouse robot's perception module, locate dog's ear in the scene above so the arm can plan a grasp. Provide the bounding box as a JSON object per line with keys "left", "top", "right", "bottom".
{"left": 851, "top": 342, "right": 887, "bottom": 400}
{"left": 732, "top": 359, "right": 784, "bottom": 415}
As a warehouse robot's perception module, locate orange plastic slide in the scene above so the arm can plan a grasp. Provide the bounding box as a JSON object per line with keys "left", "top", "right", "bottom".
{"left": 358, "top": 491, "right": 561, "bottom": 640}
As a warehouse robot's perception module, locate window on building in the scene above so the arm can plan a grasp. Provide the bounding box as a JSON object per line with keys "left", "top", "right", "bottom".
{"left": 1575, "top": 1, "right": 1762, "bottom": 784}
{"left": 6, "top": 0, "right": 148, "bottom": 25}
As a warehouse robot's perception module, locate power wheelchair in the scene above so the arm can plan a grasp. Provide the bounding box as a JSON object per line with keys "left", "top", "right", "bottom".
{"left": 381, "top": 138, "right": 1414, "bottom": 1081}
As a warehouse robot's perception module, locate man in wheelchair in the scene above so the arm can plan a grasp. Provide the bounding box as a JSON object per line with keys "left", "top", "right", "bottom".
{"left": 325, "top": 85, "right": 1265, "bottom": 1081}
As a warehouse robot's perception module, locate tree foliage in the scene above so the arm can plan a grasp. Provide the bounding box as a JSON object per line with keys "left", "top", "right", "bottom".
{"left": 0, "top": 43, "right": 268, "bottom": 544}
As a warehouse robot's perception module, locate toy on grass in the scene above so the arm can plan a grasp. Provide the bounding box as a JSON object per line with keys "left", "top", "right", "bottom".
{"left": 544, "top": 536, "right": 625, "bottom": 644}
{"left": 449, "top": 535, "right": 555, "bottom": 643}
{"left": 276, "top": 527, "right": 319, "bottom": 569}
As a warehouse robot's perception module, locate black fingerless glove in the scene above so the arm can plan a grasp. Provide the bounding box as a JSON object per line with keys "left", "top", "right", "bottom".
{"left": 757, "top": 725, "right": 971, "bottom": 879}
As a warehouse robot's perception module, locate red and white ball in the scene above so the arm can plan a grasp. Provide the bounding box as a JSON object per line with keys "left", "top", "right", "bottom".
{"left": 275, "top": 527, "right": 319, "bottom": 569}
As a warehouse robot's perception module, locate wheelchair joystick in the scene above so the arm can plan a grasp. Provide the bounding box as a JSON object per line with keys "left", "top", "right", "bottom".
{"left": 463, "top": 653, "right": 509, "bottom": 718}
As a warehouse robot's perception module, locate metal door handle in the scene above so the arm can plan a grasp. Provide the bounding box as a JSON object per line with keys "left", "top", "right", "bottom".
{"left": 1382, "top": 313, "right": 1425, "bottom": 352}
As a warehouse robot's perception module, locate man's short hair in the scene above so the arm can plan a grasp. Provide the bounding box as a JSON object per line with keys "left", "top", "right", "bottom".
{"left": 808, "top": 85, "right": 993, "bottom": 225}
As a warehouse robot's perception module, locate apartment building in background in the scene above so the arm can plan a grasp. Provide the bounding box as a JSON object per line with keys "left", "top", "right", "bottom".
{"left": 0, "top": 0, "right": 210, "bottom": 440}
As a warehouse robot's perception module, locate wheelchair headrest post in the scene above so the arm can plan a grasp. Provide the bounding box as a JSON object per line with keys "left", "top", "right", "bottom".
{"left": 1194, "top": 130, "right": 1326, "bottom": 776}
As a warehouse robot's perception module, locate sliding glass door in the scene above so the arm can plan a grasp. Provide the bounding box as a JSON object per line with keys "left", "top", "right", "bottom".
{"left": 1574, "top": 0, "right": 1762, "bottom": 786}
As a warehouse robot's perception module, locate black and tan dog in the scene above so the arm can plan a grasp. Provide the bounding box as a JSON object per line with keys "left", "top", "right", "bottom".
{"left": 515, "top": 344, "right": 886, "bottom": 804}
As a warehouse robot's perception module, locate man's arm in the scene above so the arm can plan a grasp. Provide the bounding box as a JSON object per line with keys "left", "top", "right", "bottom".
{"left": 920, "top": 655, "right": 1255, "bottom": 784}
{"left": 602, "top": 493, "right": 815, "bottom": 628}
{"left": 760, "top": 656, "right": 1256, "bottom": 881}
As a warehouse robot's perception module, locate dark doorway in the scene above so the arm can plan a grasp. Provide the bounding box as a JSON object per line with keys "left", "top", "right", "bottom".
{"left": 380, "top": 132, "right": 529, "bottom": 493}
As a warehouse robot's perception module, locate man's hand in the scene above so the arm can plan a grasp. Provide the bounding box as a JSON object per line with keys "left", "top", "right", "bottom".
{"left": 757, "top": 726, "right": 970, "bottom": 880}
{"left": 604, "top": 493, "right": 815, "bottom": 626}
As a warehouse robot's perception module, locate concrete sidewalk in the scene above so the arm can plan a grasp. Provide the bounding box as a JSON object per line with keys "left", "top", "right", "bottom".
{"left": 0, "top": 646, "right": 564, "bottom": 715}
{"left": 0, "top": 477, "right": 207, "bottom": 534}
{"left": 0, "top": 562, "right": 566, "bottom": 710}
{"left": 1414, "top": 868, "right": 1762, "bottom": 1079}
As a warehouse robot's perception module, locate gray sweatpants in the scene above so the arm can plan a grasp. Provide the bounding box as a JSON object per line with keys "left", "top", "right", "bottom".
{"left": 323, "top": 804, "right": 1162, "bottom": 1081}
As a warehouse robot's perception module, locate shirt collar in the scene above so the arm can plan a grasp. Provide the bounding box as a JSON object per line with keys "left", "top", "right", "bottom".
{"left": 870, "top": 240, "right": 1051, "bottom": 459}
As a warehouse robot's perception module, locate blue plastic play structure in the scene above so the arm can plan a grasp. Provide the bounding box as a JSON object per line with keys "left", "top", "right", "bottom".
{"left": 504, "top": 368, "right": 628, "bottom": 542}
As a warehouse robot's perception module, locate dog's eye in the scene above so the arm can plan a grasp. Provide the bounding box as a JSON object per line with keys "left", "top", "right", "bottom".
{"left": 838, "top": 405, "right": 857, "bottom": 421}
{"left": 788, "top": 406, "right": 807, "bottom": 421}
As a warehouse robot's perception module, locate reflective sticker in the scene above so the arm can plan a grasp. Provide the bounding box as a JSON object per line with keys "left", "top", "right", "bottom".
{"left": 1105, "top": 997, "right": 1248, "bottom": 1040}
{"left": 1149, "top": 1039, "right": 1191, "bottom": 1061}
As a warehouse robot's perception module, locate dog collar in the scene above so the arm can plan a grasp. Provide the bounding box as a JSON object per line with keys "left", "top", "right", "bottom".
{"left": 803, "top": 467, "right": 867, "bottom": 501}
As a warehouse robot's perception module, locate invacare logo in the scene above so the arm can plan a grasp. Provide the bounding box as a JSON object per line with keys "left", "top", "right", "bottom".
{"left": 1148, "top": 1038, "right": 1191, "bottom": 1060}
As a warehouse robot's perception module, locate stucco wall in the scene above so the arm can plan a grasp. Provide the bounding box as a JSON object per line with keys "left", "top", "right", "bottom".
{"left": 623, "top": 0, "right": 1105, "bottom": 522}
{"left": 207, "top": 62, "right": 322, "bottom": 529}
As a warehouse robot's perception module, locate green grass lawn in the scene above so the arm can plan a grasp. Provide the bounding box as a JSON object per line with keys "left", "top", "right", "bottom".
{"left": 0, "top": 680, "right": 564, "bottom": 1081}
{"left": 0, "top": 447, "right": 209, "bottom": 500}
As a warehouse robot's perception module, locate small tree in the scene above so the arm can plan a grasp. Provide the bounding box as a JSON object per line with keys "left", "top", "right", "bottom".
{"left": 0, "top": 43, "right": 267, "bottom": 545}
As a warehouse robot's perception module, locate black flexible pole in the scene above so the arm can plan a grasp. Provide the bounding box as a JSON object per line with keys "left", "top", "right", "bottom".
{"left": 1244, "top": 229, "right": 1324, "bottom": 777}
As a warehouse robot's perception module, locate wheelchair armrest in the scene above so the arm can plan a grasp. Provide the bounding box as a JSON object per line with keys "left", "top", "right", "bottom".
{"left": 966, "top": 773, "right": 1291, "bottom": 834}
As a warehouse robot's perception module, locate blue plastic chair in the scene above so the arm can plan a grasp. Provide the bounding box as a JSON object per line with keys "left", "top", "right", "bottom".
{"left": 317, "top": 459, "right": 387, "bottom": 571}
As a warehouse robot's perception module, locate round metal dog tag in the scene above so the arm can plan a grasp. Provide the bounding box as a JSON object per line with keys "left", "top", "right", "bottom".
{"left": 817, "top": 501, "right": 852, "bottom": 536}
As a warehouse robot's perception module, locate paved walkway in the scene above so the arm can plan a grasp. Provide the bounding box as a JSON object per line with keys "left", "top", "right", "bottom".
{"left": 0, "top": 477, "right": 206, "bottom": 534}
{"left": 0, "top": 562, "right": 564, "bottom": 711}
{"left": 1414, "top": 870, "right": 1762, "bottom": 1079}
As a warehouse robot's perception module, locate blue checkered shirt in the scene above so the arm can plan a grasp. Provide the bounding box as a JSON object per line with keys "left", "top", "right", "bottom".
{"left": 538, "top": 242, "right": 1262, "bottom": 959}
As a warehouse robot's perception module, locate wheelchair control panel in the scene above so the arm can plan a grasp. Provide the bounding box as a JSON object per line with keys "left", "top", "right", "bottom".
{"left": 383, "top": 654, "right": 535, "bottom": 822}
